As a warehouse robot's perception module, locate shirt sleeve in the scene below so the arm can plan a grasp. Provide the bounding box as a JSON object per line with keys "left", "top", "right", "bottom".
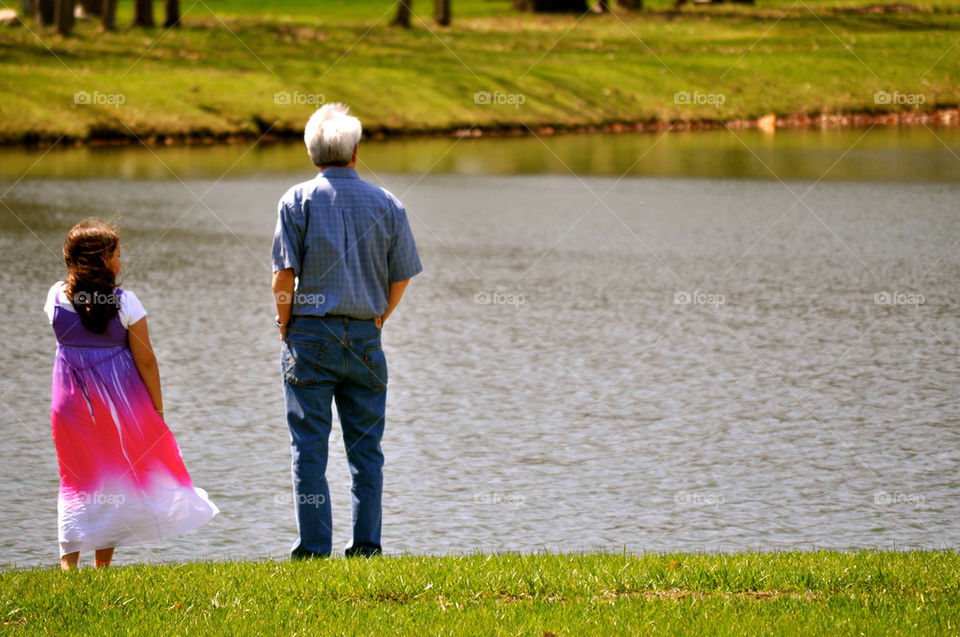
{"left": 387, "top": 205, "right": 423, "bottom": 283}
{"left": 118, "top": 289, "right": 147, "bottom": 329}
{"left": 43, "top": 282, "right": 62, "bottom": 324}
{"left": 272, "top": 197, "right": 304, "bottom": 274}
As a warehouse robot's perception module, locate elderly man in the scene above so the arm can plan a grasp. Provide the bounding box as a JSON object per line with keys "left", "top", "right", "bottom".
{"left": 271, "top": 103, "right": 422, "bottom": 559}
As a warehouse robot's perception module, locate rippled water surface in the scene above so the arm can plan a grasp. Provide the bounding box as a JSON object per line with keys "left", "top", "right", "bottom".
{"left": 1, "top": 131, "right": 959, "bottom": 567}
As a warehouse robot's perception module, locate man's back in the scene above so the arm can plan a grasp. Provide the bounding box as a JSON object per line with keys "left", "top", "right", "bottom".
{"left": 273, "top": 166, "right": 421, "bottom": 319}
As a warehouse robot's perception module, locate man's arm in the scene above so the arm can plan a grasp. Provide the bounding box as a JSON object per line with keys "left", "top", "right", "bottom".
{"left": 377, "top": 279, "right": 410, "bottom": 329}
{"left": 273, "top": 268, "right": 295, "bottom": 339}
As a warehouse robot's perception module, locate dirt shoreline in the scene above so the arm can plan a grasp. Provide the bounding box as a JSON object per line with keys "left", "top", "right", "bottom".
{"left": 7, "top": 107, "right": 959, "bottom": 150}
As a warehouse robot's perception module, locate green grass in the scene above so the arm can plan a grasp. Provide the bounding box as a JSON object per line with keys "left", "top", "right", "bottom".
{"left": 0, "top": 0, "right": 959, "bottom": 144}
{"left": 2, "top": 551, "right": 958, "bottom": 634}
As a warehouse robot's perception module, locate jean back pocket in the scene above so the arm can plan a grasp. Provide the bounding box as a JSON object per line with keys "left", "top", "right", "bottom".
{"left": 363, "top": 344, "right": 388, "bottom": 391}
{"left": 282, "top": 339, "right": 328, "bottom": 386}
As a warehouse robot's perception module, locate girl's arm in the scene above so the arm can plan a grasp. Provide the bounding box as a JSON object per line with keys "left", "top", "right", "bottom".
{"left": 128, "top": 317, "right": 163, "bottom": 413}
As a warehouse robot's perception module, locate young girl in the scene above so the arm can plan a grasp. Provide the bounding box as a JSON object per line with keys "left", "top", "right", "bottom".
{"left": 45, "top": 218, "right": 218, "bottom": 571}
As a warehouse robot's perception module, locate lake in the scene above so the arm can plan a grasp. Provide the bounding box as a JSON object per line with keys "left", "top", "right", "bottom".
{"left": 1, "top": 126, "right": 958, "bottom": 567}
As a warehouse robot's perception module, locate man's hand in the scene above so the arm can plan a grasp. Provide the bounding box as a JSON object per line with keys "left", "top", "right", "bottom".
{"left": 374, "top": 316, "right": 383, "bottom": 329}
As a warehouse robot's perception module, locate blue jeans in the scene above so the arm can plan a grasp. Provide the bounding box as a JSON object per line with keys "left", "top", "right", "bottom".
{"left": 281, "top": 315, "right": 387, "bottom": 558}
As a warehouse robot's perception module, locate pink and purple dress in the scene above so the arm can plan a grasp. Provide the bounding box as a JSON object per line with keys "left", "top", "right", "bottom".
{"left": 45, "top": 282, "right": 218, "bottom": 557}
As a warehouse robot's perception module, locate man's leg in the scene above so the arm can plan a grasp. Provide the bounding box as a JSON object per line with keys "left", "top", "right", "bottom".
{"left": 335, "top": 331, "right": 387, "bottom": 557}
{"left": 283, "top": 338, "right": 336, "bottom": 559}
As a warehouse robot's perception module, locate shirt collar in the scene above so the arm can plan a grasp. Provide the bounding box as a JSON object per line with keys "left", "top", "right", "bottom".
{"left": 318, "top": 166, "right": 359, "bottom": 179}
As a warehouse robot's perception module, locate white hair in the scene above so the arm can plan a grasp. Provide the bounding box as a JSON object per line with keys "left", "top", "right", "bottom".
{"left": 303, "top": 103, "right": 362, "bottom": 167}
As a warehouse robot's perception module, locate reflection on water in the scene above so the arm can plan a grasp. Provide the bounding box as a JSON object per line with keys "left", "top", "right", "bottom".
{"left": 0, "top": 135, "right": 958, "bottom": 568}
{"left": 1, "top": 125, "right": 960, "bottom": 181}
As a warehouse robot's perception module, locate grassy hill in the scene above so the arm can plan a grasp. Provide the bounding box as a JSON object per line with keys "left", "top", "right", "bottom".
{"left": 0, "top": 0, "right": 958, "bottom": 144}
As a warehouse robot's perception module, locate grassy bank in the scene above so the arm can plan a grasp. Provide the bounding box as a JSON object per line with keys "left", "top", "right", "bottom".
{"left": 2, "top": 551, "right": 959, "bottom": 634}
{"left": 0, "top": 0, "right": 959, "bottom": 145}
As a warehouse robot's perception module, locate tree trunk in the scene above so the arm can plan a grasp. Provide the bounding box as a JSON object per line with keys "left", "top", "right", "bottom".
{"left": 54, "top": 0, "right": 73, "bottom": 34}
{"left": 434, "top": 0, "right": 450, "bottom": 25}
{"left": 394, "top": 0, "right": 411, "bottom": 27}
{"left": 35, "top": 0, "right": 54, "bottom": 24}
{"left": 100, "top": 0, "right": 115, "bottom": 29}
{"left": 617, "top": 0, "right": 641, "bottom": 8}
{"left": 133, "top": 0, "right": 153, "bottom": 26}
{"left": 517, "top": 0, "right": 589, "bottom": 12}
{"left": 79, "top": 0, "right": 99, "bottom": 15}
{"left": 163, "top": 0, "right": 179, "bottom": 27}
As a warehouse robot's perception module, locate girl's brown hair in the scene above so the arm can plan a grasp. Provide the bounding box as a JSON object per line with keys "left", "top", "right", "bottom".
{"left": 63, "top": 219, "right": 120, "bottom": 334}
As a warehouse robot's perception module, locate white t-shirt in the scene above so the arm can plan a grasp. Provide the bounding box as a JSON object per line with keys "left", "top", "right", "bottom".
{"left": 44, "top": 281, "right": 147, "bottom": 329}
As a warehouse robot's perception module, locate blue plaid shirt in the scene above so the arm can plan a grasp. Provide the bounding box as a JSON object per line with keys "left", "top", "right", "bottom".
{"left": 271, "top": 167, "right": 423, "bottom": 319}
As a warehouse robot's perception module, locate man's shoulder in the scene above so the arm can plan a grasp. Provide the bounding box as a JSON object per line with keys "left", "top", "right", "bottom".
{"left": 345, "top": 176, "right": 403, "bottom": 208}
{"left": 373, "top": 183, "right": 404, "bottom": 211}
{"left": 279, "top": 177, "right": 317, "bottom": 209}
{"left": 338, "top": 180, "right": 406, "bottom": 221}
